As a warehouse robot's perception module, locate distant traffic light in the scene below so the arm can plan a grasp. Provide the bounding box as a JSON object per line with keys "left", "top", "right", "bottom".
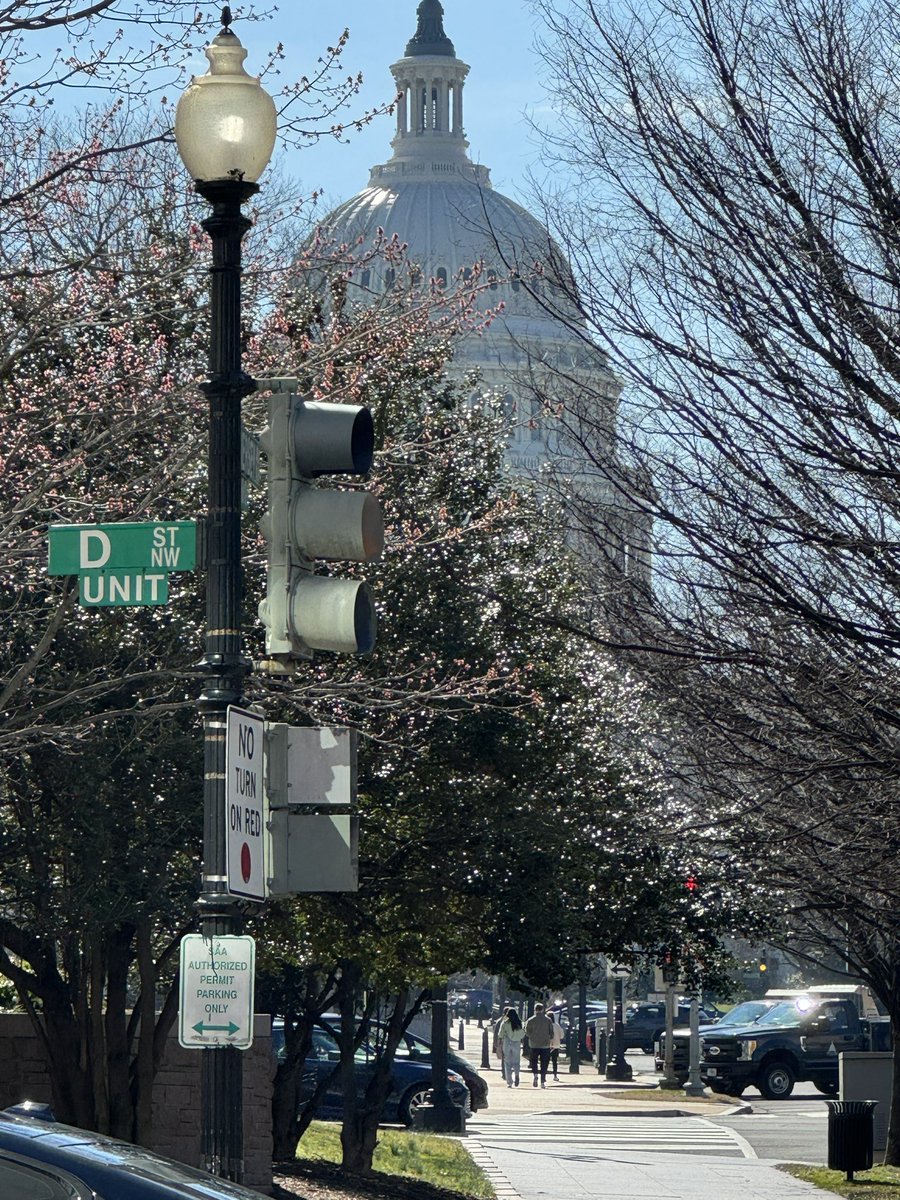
{"left": 759, "top": 957, "right": 768, "bottom": 973}
{"left": 258, "top": 382, "right": 383, "bottom": 661}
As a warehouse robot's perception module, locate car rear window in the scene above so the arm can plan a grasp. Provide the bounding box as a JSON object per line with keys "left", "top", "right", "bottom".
{"left": 0, "top": 1155, "right": 87, "bottom": 1199}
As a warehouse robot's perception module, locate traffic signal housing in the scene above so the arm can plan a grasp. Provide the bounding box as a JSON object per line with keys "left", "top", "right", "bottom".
{"left": 258, "top": 382, "right": 383, "bottom": 661}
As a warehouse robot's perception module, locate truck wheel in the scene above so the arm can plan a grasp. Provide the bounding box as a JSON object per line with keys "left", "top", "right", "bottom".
{"left": 814, "top": 1080, "right": 838, "bottom": 1096}
{"left": 757, "top": 1061, "right": 795, "bottom": 1099}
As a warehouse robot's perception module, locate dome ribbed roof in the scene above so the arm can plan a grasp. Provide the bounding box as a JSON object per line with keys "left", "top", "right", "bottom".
{"left": 315, "top": 4, "right": 608, "bottom": 374}
{"left": 323, "top": 178, "right": 586, "bottom": 338}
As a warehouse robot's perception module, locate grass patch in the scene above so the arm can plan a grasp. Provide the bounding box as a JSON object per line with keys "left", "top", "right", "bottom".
{"left": 298, "top": 1121, "right": 494, "bottom": 1198}
{"left": 782, "top": 1163, "right": 900, "bottom": 1198}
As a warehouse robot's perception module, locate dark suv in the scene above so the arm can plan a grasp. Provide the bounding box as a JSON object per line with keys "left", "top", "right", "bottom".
{"left": 623, "top": 1003, "right": 702, "bottom": 1052}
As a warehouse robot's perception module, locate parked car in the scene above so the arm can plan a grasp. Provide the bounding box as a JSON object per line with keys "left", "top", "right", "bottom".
{"left": 311, "top": 1013, "right": 487, "bottom": 1112}
{"left": 450, "top": 988, "right": 493, "bottom": 1021}
{"left": 549, "top": 1002, "right": 607, "bottom": 1029}
{"left": 272, "top": 1022, "right": 471, "bottom": 1126}
{"left": 391, "top": 1026, "right": 489, "bottom": 1112}
{"left": 0, "top": 1106, "right": 268, "bottom": 1198}
{"left": 622, "top": 1003, "right": 695, "bottom": 1052}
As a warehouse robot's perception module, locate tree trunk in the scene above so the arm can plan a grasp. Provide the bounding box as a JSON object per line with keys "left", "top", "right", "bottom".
{"left": 42, "top": 1005, "right": 96, "bottom": 1130}
{"left": 338, "top": 966, "right": 366, "bottom": 1174}
{"left": 341, "top": 988, "right": 418, "bottom": 1177}
{"left": 272, "top": 1016, "right": 315, "bottom": 1160}
{"left": 884, "top": 1014, "right": 900, "bottom": 1165}
{"left": 105, "top": 928, "right": 133, "bottom": 1140}
{"left": 132, "top": 919, "right": 157, "bottom": 1146}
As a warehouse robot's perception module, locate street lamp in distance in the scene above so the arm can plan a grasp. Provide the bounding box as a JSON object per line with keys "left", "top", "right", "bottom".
{"left": 175, "top": 7, "right": 276, "bottom": 1183}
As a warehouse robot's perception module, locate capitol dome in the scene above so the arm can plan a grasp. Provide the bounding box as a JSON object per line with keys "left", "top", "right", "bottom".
{"left": 313, "top": 0, "right": 625, "bottom": 478}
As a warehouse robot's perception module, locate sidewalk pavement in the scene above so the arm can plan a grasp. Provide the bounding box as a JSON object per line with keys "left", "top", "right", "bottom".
{"left": 451, "top": 1022, "right": 832, "bottom": 1199}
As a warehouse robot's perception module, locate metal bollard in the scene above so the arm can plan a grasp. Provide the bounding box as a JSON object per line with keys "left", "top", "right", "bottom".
{"left": 568, "top": 1027, "right": 580, "bottom": 1074}
{"left": 596, "top": 1028, "right": 607, "bottom": 1073}
{"left": 481, "top": 1028, "right": 491, "bottom": 1068}
{"left": 457, "top": 1020, "right": 465, "bottom": 1050}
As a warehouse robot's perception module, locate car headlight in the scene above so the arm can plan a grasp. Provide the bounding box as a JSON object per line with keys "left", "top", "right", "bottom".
{"left": 706, "top": 1045, "right": 720, "bottom": 1056}
{"left": 738, "top": 1040, "right": 757, "bottom": 1061}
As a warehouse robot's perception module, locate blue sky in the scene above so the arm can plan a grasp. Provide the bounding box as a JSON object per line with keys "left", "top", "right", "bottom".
{"left": 228, "top": 0, "right": 549, "bottom": 211}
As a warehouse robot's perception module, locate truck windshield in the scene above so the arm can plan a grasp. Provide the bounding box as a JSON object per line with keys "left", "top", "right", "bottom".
{"left": 753, "top": 999, "right": 819, "bottom": 1028}
{"left": 719, "top": 1001, "right": 771, "bottom": 1026}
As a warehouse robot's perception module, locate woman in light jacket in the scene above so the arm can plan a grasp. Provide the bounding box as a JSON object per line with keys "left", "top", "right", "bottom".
{"left": 548, "top": 1010, "right": 564, "bottom": 1080}
{"left": 498, "top": 1007, "right": 526, "bottom": 1087}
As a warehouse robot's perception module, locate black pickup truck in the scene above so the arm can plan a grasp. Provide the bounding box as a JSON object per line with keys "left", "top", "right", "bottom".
{"left": 700, "top": 995, "right": 889, "bottom": 1098}
{"left": 656, "top": 998, "right": 779, "bottom": 1083}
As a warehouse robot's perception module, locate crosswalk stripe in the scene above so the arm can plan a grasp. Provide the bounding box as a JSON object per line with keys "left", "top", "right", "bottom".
{"left": 467, "top": 1115, "right": 746, "bottom": 1156}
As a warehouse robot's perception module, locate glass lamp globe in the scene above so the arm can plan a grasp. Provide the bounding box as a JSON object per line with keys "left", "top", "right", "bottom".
{"left": 175, "top": 26, "right": 277, "bottom": 184}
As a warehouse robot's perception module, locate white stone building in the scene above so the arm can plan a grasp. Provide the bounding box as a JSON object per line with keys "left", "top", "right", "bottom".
{"left": 317, "top": 0, "right": 650, "bottom": 581}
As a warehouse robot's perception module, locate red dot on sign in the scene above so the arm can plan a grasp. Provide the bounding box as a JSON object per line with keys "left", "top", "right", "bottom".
{"left": 241, "top": 843, "right": 252, "bottom": 884}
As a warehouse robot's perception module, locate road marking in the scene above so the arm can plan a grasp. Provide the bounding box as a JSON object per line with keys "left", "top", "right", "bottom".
{"left": 468, "top": 1113, "right": 749, "bottom": 1157}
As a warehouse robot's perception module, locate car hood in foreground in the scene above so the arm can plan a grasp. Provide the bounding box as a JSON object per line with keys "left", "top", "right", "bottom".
{"left": 0, "top": 1113, "right": 270, "bottom": 1198}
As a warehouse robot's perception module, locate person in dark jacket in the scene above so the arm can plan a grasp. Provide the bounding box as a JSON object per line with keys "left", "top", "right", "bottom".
{"left": 524, "top": 1002, "right": 554, "bottom": 1088}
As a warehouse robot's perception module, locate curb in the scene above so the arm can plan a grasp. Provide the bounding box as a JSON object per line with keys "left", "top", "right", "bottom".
{"left": 464, "top": 1139, "right": 522, "bottom": 1200}
{"left": 719, "top": 1101, "right": 754, "bottom": 1116}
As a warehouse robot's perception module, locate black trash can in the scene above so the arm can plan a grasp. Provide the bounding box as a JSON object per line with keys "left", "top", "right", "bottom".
{"left": 826, "top": 1100, "right": 877, "bottom": 1181}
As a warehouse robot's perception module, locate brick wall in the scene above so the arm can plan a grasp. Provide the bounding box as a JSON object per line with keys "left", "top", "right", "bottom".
{"left": 0, "top": 1012, "right": 274, "bottom": 1195}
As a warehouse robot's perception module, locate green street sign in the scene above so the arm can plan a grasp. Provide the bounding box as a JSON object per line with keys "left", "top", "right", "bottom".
{"left": 48, "top": 521, "right": 197, "bottom": 576}
{"left": 80, "top": 571, "right": 169, "bottom": 607}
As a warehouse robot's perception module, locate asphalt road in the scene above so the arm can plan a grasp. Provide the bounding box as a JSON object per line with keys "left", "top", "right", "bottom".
{"left": 627, "top": 1050, "right": 831, "bottom": 1163}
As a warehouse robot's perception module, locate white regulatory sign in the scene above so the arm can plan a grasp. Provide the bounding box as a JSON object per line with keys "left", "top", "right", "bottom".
{"left": 226, "top": 705, "right": 266, "bottom": 900}
{"left": 178, "top": 934, "right": 255, "bottom": 1049}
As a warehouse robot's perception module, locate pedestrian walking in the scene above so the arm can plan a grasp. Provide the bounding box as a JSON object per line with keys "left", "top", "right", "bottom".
{"left": 524, "top": 1002, "right": 555, "bottom": 1088}
{"left": 497, "top": 1008, "right": 526, "bottom": 1087}
{"left": 548, "top": 1009, "right": 564, "bottom": 1080}
{"left": 492, "top": 1012, "right": 507, "bottom": 1081}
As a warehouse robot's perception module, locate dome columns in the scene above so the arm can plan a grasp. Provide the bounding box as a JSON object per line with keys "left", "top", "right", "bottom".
{"left": 391, "top": 54, "right": 469, "bottom": 155}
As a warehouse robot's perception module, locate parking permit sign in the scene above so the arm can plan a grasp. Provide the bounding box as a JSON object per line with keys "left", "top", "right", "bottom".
{"left": 179, "top": 934, "right": 255, "bottom": 1049}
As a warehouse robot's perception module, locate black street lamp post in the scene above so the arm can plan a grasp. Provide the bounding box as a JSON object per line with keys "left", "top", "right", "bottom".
{"left": 175, "top": 9, "right": 276, "bottom": 1182}
{"left": 605, "top": 975, "right": 633, "bottom": 1082}
{"left": 419, "top": 981, "right": 466, "bottom": 1133}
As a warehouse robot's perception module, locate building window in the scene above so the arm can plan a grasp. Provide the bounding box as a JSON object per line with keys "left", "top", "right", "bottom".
{"left": 436, "top": 266, "right": 448, "bottom": 288}
{"left": 488, "top": 269, "right": 498, "bottom": 291}
{"left": 530, "top": 398, "right": 543, "bottom": 442}
{"left": 361, "top": 269, "right": 371, "bottom": 290}
{"left": 385, "top": 268, "right": 395, "bottom": 291}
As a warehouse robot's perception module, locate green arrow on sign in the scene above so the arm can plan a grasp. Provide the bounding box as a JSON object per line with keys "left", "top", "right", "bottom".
{"left": 193, "top": 1020, "right": 240, "bottom": 1036}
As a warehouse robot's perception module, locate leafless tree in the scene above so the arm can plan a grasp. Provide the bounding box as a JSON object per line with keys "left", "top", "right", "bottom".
{"left": 529, "top": 0, "right": 900, "bottom": 1153}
